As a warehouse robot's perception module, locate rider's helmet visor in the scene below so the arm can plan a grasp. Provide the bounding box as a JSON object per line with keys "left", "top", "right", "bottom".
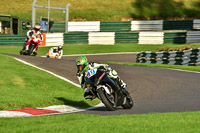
{"left": 78, "top": 64, "right": 85, "bottom": 71}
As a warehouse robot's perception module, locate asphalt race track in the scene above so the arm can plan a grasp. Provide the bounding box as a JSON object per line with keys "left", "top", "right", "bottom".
{"left": 5, "top": 53, "right": 200, "bottom": 115}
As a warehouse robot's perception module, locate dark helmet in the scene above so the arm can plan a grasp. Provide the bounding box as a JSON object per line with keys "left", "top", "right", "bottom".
{"left": 58, "top": 45, "right": 62, "bottom": 51}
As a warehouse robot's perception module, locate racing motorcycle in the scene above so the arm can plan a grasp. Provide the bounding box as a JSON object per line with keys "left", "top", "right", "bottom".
{"left": 20, "top": 35, "right": 40, "bottom": 56}
{"left": 85, "top": 67, "right": 134, "bottom": 111}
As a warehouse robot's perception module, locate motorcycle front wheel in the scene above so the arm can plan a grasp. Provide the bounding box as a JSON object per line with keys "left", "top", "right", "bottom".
{"left": 28, "top": 44, "right": 35, "bottom": 56}
{"left": 97, "top": 88, "right": 116, "bottom": 111}
{"left": 122, "top": 94, "right": 134, "bottom": 109}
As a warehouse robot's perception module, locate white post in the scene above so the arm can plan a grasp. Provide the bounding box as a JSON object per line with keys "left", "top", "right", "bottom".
{"left": 32, "top": 1, "right": 70, "bottom": 32}
{"left": 0, "top": 21, "right": 2, "bottom": 33}
{"left": 65, "top": 3, "right": 70, "bottom": 33}
{"left": 47, "top": 0, "right": 50, "bottom": 33}
{"left": 32, "top": 0, "right": 37, "bottom": 28}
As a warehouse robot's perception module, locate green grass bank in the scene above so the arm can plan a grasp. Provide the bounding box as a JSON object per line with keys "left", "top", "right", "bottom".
{"left": 0, "top": 0, "right": 199, "bottom": 22}
{"left": 1, "top": 111, "right": 200, "bottom": 133}
{"left": 0, "top": 54, "right": 99, "bottom": 110}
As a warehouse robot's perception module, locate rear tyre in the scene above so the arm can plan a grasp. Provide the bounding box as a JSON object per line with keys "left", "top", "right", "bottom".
{"left": 97, "top": 88, "right": 116, "bottom": 111}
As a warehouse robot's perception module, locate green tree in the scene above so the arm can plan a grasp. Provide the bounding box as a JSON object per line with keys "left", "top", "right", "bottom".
{"left": 131, "top": 0, "right": 200, "bottom": 20}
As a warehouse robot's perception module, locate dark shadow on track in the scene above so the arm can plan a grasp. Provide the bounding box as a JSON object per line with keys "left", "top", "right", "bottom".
{"left": 55, "top": 97, "right": 92, "bottom": 108}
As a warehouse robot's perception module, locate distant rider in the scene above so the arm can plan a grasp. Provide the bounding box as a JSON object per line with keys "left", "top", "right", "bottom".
{"left": 76, "top": 55, "right": 127, "bottom": 100}
{"left": 24, "top": 24, "right": 42, "bottom": 55}
{"left": 47, "top": 45, "right": 63, "bottom": 59}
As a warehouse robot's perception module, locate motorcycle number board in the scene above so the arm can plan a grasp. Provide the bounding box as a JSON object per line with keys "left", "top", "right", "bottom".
{"left": 87, "top": 69, "right": 97, "bottom": 78}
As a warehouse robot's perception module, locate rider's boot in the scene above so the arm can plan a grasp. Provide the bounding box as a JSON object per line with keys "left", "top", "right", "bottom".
{"left": 116, "top": 77, "right": 127, "bottom": 88}
{"left": 33, "top": 49, "right": 37, "bottom": 56}
{"left": 84, "top": 87, "right": 96, "bottom": 101}
{"left": 116, "top": 77, "right": 129, "bottom": 95}
{"left": 25, "top": 45, "right": 29, "bottom": 51}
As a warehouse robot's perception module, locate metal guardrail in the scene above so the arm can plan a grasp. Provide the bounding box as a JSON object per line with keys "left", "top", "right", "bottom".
{"left": 49, "top": 20, "right": 200, "bottom": 33}
{"left": 164, "top": 32, "right": 186, "bottom": 44}
{"left": 136, "top": 48, "right": 200, "bottom": 66}
{"left": 0, "top": 30, "right": 199, "bottom": 46}
{"left": 115, "top": 32, "right": 139, "bottom": 44}
{"left": 0, "top": 35, "right": 26, "bottom": 46}
{"left": 100, "top": 21, "right": 131, "bottom": 32}
{"left": 163, "top": 20, "right": 193, "bottom": 30}
{"left": 131, "top": 20, "right": 163, "bottom": 31}
{"left": 139, "top": 32, "right": 164, "bottom": 44}
{"left": 63, "top": 32, "right": 88, "bottom": 44}
{"left": 186, "top": 31, "right": 200, "bottom": 44}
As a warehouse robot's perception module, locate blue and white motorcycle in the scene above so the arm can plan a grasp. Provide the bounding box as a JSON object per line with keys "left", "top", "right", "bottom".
{"left": 85, "top": 67, "right": 134, "bottom": 111}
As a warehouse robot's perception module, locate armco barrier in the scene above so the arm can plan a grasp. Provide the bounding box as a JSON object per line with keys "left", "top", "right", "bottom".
{"left": 186, "top": 31, "right": 200, "bottom": 44}
{"left": 88, "top": 32, "right": 115, "bottom": 45}
{"left": 1, "top": 30, "right": 199, "bottom": 46}
{"left": 193, "top": 19, "right": 200, "bottom": 30}
{"left": 136, "top": 48, "right": 200, "bottom": 66}
{"left": 115, "top": 32, "right": 139, "bottom": 44}
{"left": 0, "top": 34, "right": 26, "bottom": 46}
{"left": 163, "top": 20, "right": 193, "bottom": 30}
{"left": 100, "top": 21, "right": 131, "bottom": 32}
{"left": 46, "top": 33, "right": 63, "bottom": 46}
{"left": 164, "top": 32, "right": 186, "bottom": 44}
{"left": 64, "top": 32, "right": 88, "bottom": 44}
{"left": 49, "top": 20, "right": 200, "bottom": 33}
{"left": 50, "top": 22, "right": 65, "bottom": 32}
{"left": 0, "top": 22, "right": 2, "bottom": 33}
{"left": 131, "top": 20, "right": 163, "bottom": 31}
{"left": 138, "top": 32, "right": 164, "bottom": 44}
{"left": 68, "top": 21, "right": 100, "bottom": 32}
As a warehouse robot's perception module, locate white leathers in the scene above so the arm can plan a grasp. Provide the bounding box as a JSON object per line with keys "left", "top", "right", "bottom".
{"left": 47, "top": 46, "right": 63, "bottom": 59}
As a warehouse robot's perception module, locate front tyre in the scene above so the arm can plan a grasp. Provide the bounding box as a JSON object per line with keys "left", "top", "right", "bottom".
{"left": 28, "top": 44, "right": 35, "bottom": 56}
{"left": 122, "top": 94, "right": 134, "bottom": 109}
{"left": 97, "top": 88, "right": 116, "bottom": 111}
{"left": 19, "top": 50, "right": 23, "bottom": 55}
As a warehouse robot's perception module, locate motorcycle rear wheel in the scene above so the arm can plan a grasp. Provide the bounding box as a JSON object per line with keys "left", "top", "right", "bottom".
{"left": 97, "top": 88, "right": 116, "bottom": 111}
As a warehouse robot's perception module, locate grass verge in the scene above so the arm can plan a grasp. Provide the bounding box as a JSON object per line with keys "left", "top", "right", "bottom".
{"left": 0, "top": 111, "right": 200, "bottom": 133}
{"left": 0, "top": 54, "right": 99, "bottom": 110}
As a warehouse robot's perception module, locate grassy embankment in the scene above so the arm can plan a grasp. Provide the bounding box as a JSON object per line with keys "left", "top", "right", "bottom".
{"left": 0, "top": 0, "right": 199, "bottom": 22}
{"left": 1, "top": 111, "right": 200, "bottom": 133}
